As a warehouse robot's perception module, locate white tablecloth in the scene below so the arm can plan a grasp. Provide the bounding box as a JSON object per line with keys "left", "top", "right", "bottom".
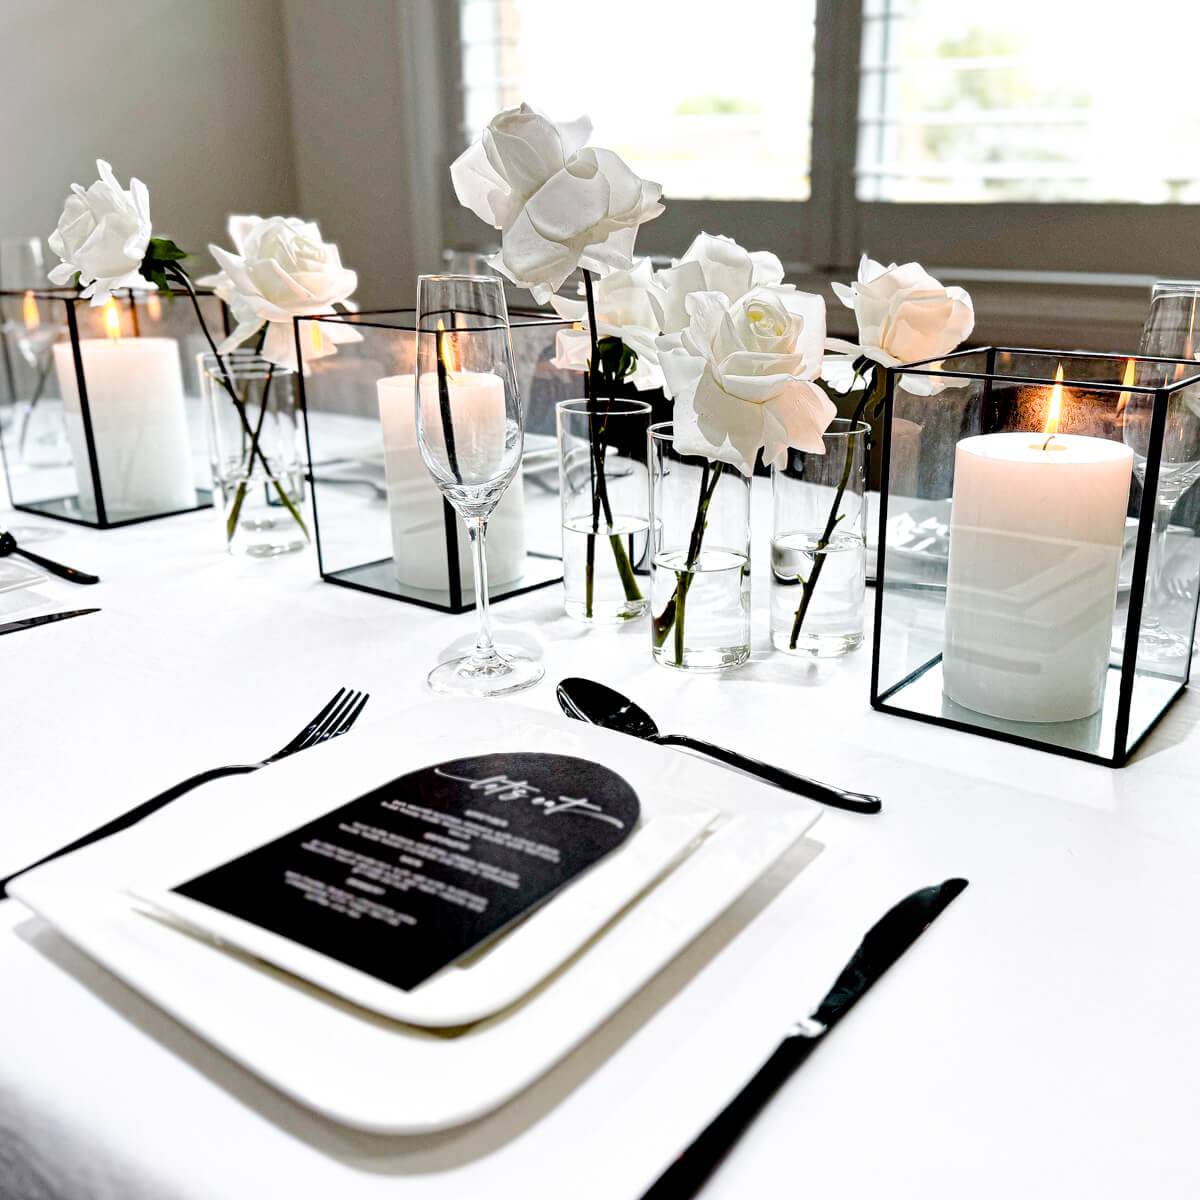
{"left": 1, "top": 490, "right": 1196, "bottom": 1199}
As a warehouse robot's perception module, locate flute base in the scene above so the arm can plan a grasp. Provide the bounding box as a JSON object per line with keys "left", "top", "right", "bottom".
{"left": 426, "top": 646, "right": 545, "bottom": 697}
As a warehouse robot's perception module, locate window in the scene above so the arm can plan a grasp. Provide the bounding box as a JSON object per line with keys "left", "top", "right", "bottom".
{"left": 458, "top": 0, "right": 817, "bottom": 201}
{"left": 441, "top": 0, "right": 1200, "bottom": 309}
{"left": 858, "top": 0, "right": 1200, "bottom": 205}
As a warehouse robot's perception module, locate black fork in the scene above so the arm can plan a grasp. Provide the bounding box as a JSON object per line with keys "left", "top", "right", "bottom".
{"left": 0, "top": 688, "right": 369, "bottom": 900}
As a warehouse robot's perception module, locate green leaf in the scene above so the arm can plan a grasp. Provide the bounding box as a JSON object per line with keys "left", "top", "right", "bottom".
{"left": 139, "top": 237, "right": 193, "bottom": 301}
{"left": 146, "top": 236, "right": 188, "bottom": 262}
{"left": 595, "top": 335, "right": 638, "bottom": 384}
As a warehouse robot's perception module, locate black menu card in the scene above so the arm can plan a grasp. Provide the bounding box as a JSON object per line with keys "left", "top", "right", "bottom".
{"left": 174, "top": 753, "right": 640, "bottom": 991}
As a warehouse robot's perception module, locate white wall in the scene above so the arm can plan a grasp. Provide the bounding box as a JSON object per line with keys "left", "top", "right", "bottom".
{"left": 1, "top": 0, "right": 296, "bottom": 270}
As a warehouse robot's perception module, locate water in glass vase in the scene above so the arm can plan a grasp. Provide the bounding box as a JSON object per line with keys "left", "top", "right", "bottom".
{"left": 562, "top": 514, "right": 650, "bottom": 622}
{"left": 770, "top": 529, "right": 865, "bottom": 656}
{"left": 652, "top": 547, "right": 750, "bottom": 670}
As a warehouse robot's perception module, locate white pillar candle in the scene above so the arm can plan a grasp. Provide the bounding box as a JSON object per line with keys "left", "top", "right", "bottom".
{"left": 942, "top": 429, "right": 1133, "bottom": 723}
{"left": 376, "top": 374, "right": 525, "bottom": 594}
{"left": 53, "top": 334, "right": 196, "bottom": 519}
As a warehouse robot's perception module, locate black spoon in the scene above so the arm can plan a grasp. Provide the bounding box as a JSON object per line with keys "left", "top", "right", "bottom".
{"left": 0, "top": 530, "right": 100, "bottom": 585}
{"left": 556, "top": 678, "right": 881, "bottom": 815}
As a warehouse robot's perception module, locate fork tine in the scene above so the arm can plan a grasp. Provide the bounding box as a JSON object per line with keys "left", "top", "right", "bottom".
{"left": 302, "top": 691, "right": 358, "bottom": 750}
{"left": 327, "top": 692, "right": 369, "bottom": 741}
{"left": 270, "top": 688, "right": 346, "bottom": 761}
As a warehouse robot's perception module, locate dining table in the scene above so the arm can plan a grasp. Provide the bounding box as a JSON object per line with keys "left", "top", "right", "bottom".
{"left": 1, "top": 480, "right": 1196, "bottom": 1200}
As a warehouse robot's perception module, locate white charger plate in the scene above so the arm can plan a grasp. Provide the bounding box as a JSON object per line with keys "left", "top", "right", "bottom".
{"left": 10, "top": 702, "right": 820, "bottom": 1133}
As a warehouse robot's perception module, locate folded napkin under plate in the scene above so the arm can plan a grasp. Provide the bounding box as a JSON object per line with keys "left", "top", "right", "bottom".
{"left": 9, "top": 701, "right": 821, "bottom": 1134}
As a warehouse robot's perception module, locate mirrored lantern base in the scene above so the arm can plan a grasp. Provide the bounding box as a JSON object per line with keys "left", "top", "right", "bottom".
{"left": 427, "top": 646, "right": 545, "bottom": 697}
{"left": 873, "top": 648, "right": 1186, "bottom": 767}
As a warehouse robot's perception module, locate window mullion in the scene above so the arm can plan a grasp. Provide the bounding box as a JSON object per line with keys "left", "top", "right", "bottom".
{"left": 810, "top": 0, "right": 863, "bottom": 272}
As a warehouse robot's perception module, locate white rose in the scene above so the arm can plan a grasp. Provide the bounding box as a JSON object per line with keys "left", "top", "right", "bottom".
{"left": 825, "top": 254, "right": 974, "bottom": 395}
{"left": 648, "top": 232, "right": 784, "bottom": 335}
{"left": 198, "top": 215, "right": 359, "bottom": 370}
{"left": 47, "top": 160, "right": 153, "bottom": 305}
{"left": 658, "top": 286, "right": 834, "bottom": 475}
{"left": 549, "top": 258, "right": 663, "bottom": 390}
{"left": 450, "top": 104, "right": 664, "bottom": 304}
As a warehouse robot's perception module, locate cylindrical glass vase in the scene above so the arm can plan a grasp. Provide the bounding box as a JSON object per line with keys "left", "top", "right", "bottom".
{"left": 556, "top": 397, "right": 652, "bottom": 622}
{"left": 770, "top": 419, "right": 868, "bottom": 657}
{"left": 648, "top": 422, "right": 751, "bottom": 671}
{"left": 202, "top": 350, "right": 309, "bottom": 557}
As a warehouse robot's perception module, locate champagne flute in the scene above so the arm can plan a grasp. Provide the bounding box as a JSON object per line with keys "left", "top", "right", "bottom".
{"left": 414, "top": 274, "right": 544, "bottom": 696}
{"left": 1122, "top": 281, "right": 1200, "bottom": 660}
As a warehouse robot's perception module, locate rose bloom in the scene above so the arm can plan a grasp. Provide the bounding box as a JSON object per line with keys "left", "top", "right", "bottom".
{"left": 48, "top": 159, "right": 153, "bottom": 305}
{"left": 825, "top": 254, "right": 974, "bottom": 394}
{"left": 550, "top": 258, "right": 664, "bottom": 391}
{"left": 649, "top": 232, "right": 785, "bottom": 335}
{"left": 451, "top": 104, "right": 663, "bottom": 303}
{"left": 658, "top": 286, "right": 835, "bottom": 475}
{"left": 199, "top": 215, "right": 359, "bottom": 370}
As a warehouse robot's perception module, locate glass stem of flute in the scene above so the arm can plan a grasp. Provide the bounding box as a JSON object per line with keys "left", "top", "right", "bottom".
{"left": 467, "top": 516, "right": 496, "bottom": 663}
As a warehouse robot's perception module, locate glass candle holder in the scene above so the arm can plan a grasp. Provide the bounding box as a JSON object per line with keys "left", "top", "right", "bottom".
{"left": 648, "top": 422, "right": 751, "bottom": 671}
{"left": 771, "top": 419, "right": 869, "bottom": 657}
{"left": 872, "top": 347, "right": 1200, "bottom": 766}
{"left": 556, "top": 397, "right": 652, "bottom": 623}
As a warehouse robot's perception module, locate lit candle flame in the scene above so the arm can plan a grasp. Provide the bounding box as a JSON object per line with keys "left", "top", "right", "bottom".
{"left": 146, "top": 290, "right": 162, "bottom": 322}
{"left": 104, "top": 296, "right": 121, "bottom": 343}
{"left": 1043, "top": 363, "right": 1064, "bottom": 436}
{"left": 22, "top": 290, "right": 39, "bottom": 331}
{"left": 436, "top": 318, "right": 459, "bottom": 378}
{"left": 1115, "top": 357, "right": 1136, "bottom": 422}
{"left": 310, "top": 321, "right": 323, "bottom": 354}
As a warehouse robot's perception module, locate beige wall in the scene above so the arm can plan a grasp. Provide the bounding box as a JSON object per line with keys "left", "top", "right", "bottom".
{"left": 280, "top": 0, "right": 445, "bottom": 310}
{"left": 1, "top": 0, "right": 296, "bottom": 271}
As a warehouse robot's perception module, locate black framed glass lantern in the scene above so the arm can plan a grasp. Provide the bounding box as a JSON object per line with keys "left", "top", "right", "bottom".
{"left": 871, "top": 347, "right": 1200, "bottom": 766}
{"left": 0, "top": 285, "right": 223, "bottom": 526}
{"left": 294, "top": 308, "right": 576, "bottom": 612}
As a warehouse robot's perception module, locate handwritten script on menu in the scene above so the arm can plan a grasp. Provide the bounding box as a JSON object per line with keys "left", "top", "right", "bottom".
{"left": 174, "top": 753, "right": 640, "bottom": 991}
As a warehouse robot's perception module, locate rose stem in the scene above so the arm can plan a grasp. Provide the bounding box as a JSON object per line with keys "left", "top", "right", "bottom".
{"left": 787, "top": 368, "right": 876, "bottom": 648}
{"left": 581, "top": 271, "right": 643, "bottom": 616}
{"left": 166, "top": 263, "right": 307, "bottom": 538}
{"left": 651, "top": 460, "right": 724, "bottom": 663}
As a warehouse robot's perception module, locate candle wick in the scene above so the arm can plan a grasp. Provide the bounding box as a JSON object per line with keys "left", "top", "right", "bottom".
{"left": 1042, "top": 434, "right": 1057, "bottom": 452}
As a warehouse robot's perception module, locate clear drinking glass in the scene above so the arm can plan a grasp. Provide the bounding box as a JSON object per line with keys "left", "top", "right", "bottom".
{"left": 771, "top": 419, "right": 869, "bottom": 656}
{"left": 1122, "top": 281, "right": 1200, "bottom": 660}
{"left": 0, "top": 236, "right": 68, "bottom": 460}
{"left": 648, "top": 422, "right": 751, "bottom": 671}
{"left": 415, "top": 275, "right": 544, "bottom": 696}
{"left": 202, "top": 350, "right": 308, "bottom": 557}
{"left": 556, "top": 397, "right": 651, "bottom": 623}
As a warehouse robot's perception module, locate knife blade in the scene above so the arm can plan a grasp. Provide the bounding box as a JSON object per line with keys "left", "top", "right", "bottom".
{"left": 640, "top": 878, "right": 969, "bottom": 1200}
{"left": 0, "top": 608, "right": 100, "bottom": 637}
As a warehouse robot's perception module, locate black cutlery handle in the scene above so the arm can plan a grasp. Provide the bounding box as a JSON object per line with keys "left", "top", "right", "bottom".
{"left": 641, "top": 1034, "right": 817, "bottom": 1199}
{"left": 653, "top": 734, "right": 882, "bottom": 815}
{"left": 15, "top": 546, "right": 100, "bottom": 585}
{"left": 0, "top": 764, "right": 256, "bottom": 900}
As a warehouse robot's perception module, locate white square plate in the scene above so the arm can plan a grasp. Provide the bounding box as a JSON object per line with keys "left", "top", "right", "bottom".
{"left": 10, "top": 702, "right": 820, "bottom": 1133}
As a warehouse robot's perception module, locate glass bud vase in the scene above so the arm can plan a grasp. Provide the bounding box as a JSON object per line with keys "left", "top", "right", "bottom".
{"left": 648, "top": 422, "right": 751, "bottom": 671}
{"left": 556, "top": 397, "right": 652, "bottom": 622}
{"left": 770, "top": 419, "right": 869, "bottom": 657}
{"left": 201, "top": 350, "right": 309, "bottom": 557}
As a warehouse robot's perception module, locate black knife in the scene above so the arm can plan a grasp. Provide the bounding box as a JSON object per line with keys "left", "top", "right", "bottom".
{"left": 0, "top": 608, "right": 100, "bottom": 637}
{"left": 640, "top": 878, "right": 969, "bottom": 1200}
